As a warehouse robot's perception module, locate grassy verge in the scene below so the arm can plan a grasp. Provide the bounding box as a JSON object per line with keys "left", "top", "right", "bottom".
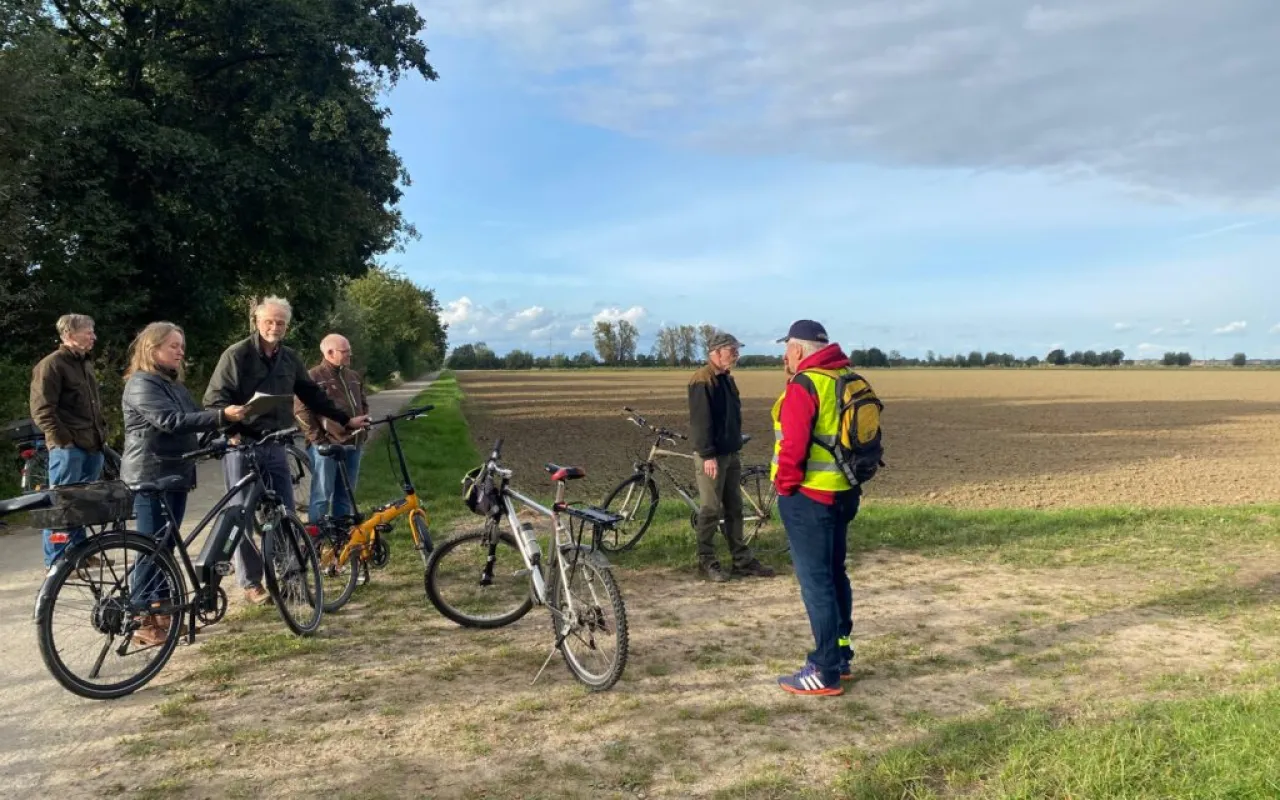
{"left": 836, "top": 688, "right": 1280, "bottom": 798}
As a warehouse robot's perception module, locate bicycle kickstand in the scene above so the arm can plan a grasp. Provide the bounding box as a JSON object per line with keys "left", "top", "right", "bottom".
{"left": 530, "top": 609, "right": 573, "bottom": 686}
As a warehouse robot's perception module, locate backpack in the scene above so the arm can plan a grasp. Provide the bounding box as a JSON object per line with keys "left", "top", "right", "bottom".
{"left": 802, "top": 367, "right": 885, "bottom": 485}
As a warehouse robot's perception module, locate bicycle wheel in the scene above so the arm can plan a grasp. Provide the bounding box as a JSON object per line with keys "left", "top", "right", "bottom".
{"left": 598, "top": 473, "right": 659, "bottom": 553}
{"left": 424, "top": 526, "right": 534, "bottom": 628}
{"left": 547, "top": 546, "right": 628, "bottom": 691}
{"left": 261, "top": 511, "right": 324, "bottom": 635}
{"left": 36, "top": 532, "right": 185, "bottom": 700}
{"left": 739, "top": 464, "right": 778, "bottom": 544}
{"left": 314, "top": 526, "right": 360, "bottom": 613}
{"left": 407, "top": 507, "right": 434, "bottom": 567}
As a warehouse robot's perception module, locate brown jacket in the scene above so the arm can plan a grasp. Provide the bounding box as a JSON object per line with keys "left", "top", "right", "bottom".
{"left": 29, "top": 345, "right": 108, "bottom": 451}
{"left": 294, "top": 361, "right": 368, "bottom": 445}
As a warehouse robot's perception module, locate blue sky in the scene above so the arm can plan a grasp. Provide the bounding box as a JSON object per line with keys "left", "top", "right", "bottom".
{"left": 380, "top": 1, "right": 1280, "bottom": 360}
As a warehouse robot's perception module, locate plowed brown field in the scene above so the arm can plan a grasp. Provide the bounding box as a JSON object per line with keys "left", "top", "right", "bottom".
{"left": 457, "top": 368, "right": 1280, "bottom": 509}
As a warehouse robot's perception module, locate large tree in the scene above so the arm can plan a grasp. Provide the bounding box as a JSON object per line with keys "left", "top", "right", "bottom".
{"left": 2, "top": 0, "right": 437, "bottom": 369}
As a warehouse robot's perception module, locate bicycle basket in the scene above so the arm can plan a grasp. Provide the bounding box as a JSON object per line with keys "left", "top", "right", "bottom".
{"left": 28, "top": 480, "right": 135, "bottom": 530}
{"left": 461, "top": 467, "right": 502, "bottom": 518}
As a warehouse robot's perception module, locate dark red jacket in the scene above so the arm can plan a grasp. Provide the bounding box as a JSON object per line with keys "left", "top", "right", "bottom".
{"left": 774, "top": 344, "right": 854, "bottom": 505}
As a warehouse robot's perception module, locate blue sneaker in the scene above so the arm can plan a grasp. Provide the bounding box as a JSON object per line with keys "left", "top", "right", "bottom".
{"left": 777, "top": 661, "right": 843, "bottom": 696}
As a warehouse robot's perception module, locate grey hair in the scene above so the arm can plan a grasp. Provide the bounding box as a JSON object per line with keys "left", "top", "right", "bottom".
{"left": 56, "top": 313, "right": 94, "bottom": 340}
{"left": 790, "top": 338, "right": 826, "bottom": 358}
{"left": 254, "top": 295, "right": 293, "bottom": 323}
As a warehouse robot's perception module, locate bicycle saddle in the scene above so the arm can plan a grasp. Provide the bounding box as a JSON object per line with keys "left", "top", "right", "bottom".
{"left": 316, "top": 444, "right": 350, "bottom": 457}
{"left": 127, "top": 475, "right": 188, "bottom": 495}
{"left": 544, "top": 463, "right": 586, "bottom": 481}
{"left": 0, "top": 492, "right": 52, "bottom": 516}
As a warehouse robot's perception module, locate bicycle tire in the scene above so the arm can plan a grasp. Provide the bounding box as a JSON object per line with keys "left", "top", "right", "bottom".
{"left": 316, "top": 528, "right": 360, "bottom": 613}
{"left": 547, "top": 546, "right": 629, "bottom": 692}
{"left": 739, "top": 464, "right": 778, "bottom": 545}
{"left": 598, "top": 473, "right": 659, "bottom": 553}
{"left": 262, "top": 511, "right": 324, "bottom": 635}
{"left": 408, "top": 507, "right": 434, "bottom": 567}
{"left": 424, "top": 527, "right": 534, "bottom": 628}
{"left": 286, "top": 444, "right": 313, "bottom": 518}
{"left": 36, "top": 532, "right": 185, "bottom": 700}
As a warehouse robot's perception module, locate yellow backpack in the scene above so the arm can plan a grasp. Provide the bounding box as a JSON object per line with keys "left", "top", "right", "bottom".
{"left": 802, "top": 367, "right": 885, "bottom": 485}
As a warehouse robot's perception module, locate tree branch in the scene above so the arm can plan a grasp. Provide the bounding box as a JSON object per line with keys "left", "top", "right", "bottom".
{"left": 194, "top": 52, "right": 290, "bottom": 82}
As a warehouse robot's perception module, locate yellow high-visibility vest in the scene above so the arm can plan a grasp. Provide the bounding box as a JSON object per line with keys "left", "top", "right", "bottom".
{"left": 770, "top": 369, "right": 853, "bottom": 493}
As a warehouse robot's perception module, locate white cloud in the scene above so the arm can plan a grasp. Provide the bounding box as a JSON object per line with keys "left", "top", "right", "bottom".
{"left": 1270, "top": 323, "right": 1280, "bottom": 334}
{"left": 592, "top": 305, "right": 648, "bottom": 326}
{"left": 1113, "top": 322, "right": 1133, "bottom": 331}
{"left": 1137, "top": 342, "right": 1170, "bottom": 353}
{"left": 1213, "top": 320, "right": 1248, "bottom": 335}
{"left": 506, "top": 305, "right": 553, "bottom": 331}
{"left": 431, "top": 0, "right": 1280, "bottom": 198}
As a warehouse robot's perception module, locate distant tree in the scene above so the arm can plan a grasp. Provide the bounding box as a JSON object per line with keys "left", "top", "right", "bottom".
{"left": 1068, "top": 350, "right": 1084, "bottom": 365}
{"left": 1026, "top": 355, "right": 1041, "bottom": 367}
{"left": 474, "top": 342, "right": 501, "bottom": 370}
{"left": 504, "top": 349, "right": 534, "bottom": 370}
{"left": 653, "top": 326, "right": 681, "bottom": 366}
{"left": 677, "top": 325, "right": 699, "bottom": 364}
{"left": 593, "top": 321, "right": 619, "bottom": 364}
{"left": 1110, "top": 349, "right": 1125, "bottom": 365}
{"left": 1082, "top": 350, "right": 1100, "bottom": 367}
{"left": 1232, "top": 352, "right": 1247, "bottom": 367}
{"left": 967, "top": 351, "right": 983, "bottom": 368}
{"left": 865, "top": 347, "right": 888, "bottom": 367}
{"left": 888, "top": 349, "right": 905, "bottom": 367}
{"left": 926, "top": 349, "right": 937, "bottom": 364}
{"left": 1162, "top": 351, "right": 1179, "bottom": 366}
{"left": 697, "top": 324, "right": 719, "bottom": 360}
{"left": 446, "top": 344, "right": 478, "bottom": 370}
{"left": 1046, "top": 349, "right": 1067, "bottom": 366}
{"left": 617, "top": 320, "right": 639, "bottom": 364}
{"left": 1178, "top": 351, "right": 1193, "bottom": 366}
{"left": 571, "top": 351, "right": 597, "bottom": 368}
{"left": 983, "top": 351, "right": 1000, "bottom": 367}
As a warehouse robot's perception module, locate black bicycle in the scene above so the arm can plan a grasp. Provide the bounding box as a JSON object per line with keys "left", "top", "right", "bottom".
{"left": 19, "top": 427, "right": 324, "bottom": 700}
{"left": 5, "top": 417, "right": 121, "bottom": 494}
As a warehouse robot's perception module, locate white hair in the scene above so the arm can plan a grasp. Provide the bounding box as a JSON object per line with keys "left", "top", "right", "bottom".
{"left": 254, "top": 295, "right": 293, "bottom": 323}
{"left": 790, "top": 338, "right": 826, "bottom": 358}
{"left": 56, "top": 313, "right": 94, "bottom": 340}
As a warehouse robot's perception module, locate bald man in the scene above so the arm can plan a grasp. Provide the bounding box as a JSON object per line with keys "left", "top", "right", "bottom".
{"left": 294, "top": 333, "right": 370, "bottom": 523}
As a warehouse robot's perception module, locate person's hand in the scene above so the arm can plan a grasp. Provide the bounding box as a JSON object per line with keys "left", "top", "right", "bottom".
{"left": 703, "top": 458, "right": 718, "bottom": 479}
{"left": 346, "top": 415, "right": 371, "bottom": 430}
{"left": 222, "top": 405, "right": 247, "bottom": 423}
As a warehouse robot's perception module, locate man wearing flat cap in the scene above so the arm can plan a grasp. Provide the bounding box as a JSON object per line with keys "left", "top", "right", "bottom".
{"left": 687, "top": 331, "right": 776, "bottom": 582}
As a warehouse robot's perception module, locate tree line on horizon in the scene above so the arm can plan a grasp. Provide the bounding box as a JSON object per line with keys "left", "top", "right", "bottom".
{"left": 445, "top": 322, "right": 1264, "bottom": 371}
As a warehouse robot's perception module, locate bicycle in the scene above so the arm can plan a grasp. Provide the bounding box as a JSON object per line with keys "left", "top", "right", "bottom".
{"left": 5, "top": 417, "right": 121, "bottom": 493}
{"left": 596, "top": 407, "right": 778, "bottom": 553}
{"left": 425, "top": 439, "right": 629, "bottom": 692}
{"left": 22, "top": 427, "right": 324, "bottom": 700}
{"left": 307, "top": 404, "right": 436, "bottom": 612}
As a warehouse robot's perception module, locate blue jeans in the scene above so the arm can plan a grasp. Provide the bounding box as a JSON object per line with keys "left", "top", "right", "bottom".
{"left": 223, "top": 443, "right": 295, "bottom": 590}
{"left": 308, "top": 444, "right": 362, "bottom": 522}
{"left": 42, "top": 445, "right": 105, "bottom": 566}
{"left": 777, "top": 490, "right": 861, "bottom": 684}
{"left": 129, "top": 490, "right": 188, "bottom": 608}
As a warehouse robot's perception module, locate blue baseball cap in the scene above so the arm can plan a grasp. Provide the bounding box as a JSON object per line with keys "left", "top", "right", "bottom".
{"left": 776, "top": 319, "right": 829, "bottom": 344}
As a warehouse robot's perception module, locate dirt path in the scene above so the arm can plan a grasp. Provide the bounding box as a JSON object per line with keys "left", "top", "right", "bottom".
{"left": 0, "top": 373, "right": 437, "bottom": 798}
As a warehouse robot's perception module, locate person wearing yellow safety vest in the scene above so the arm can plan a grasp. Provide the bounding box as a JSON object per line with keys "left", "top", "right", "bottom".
{"left": 771, "top": 319, "right": 861, "bottom": 697}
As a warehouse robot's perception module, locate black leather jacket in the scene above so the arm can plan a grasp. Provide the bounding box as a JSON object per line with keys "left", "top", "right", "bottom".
{"left": 121, "top": 369, "right": 225, "bottom": 489}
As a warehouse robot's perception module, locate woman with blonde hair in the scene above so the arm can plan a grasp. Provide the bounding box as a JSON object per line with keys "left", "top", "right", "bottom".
{"left": 121, "top": 322, "right": 246, "bottom": 645}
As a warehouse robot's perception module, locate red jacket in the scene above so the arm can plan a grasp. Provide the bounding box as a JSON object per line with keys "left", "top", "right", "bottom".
{"left": 774, "top": 344, "right": 853, "bottom": 505}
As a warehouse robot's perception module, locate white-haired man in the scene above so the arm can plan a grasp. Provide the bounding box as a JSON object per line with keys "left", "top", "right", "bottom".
{"left": 294, "top": 333, "right": 368, "bottom": 523}
{"left": 204, "top": 297, "right": 369, "bottom": 605}
{"left": 29, "top": 313, "right": 109, "bottom": 566}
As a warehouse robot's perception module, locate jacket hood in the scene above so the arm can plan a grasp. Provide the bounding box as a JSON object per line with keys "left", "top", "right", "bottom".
{"left": 795, "top": 343, "right": 851, "bottom": 373}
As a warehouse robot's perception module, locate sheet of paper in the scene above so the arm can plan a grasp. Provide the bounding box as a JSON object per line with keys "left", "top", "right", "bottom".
{"left": 242, "top": 392, "right": 293, "bottom": 419}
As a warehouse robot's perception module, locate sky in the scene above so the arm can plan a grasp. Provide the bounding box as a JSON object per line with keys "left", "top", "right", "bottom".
{"left": 379, "top": 0, "right": 1280, "bottom": 360}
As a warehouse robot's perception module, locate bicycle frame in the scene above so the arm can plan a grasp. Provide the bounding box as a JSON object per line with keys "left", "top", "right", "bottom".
{"left": 633, "top": 436, "right": 773, "bottom": 522}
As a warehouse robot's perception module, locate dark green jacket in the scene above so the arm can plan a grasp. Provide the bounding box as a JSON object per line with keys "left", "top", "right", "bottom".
{"left": 687, "top": 364, "right": 742, "bottom": 459}
{"left": 203, "top": 333, "right": 350, "bottom": 439}
{"left": 29, "top": 345, "right": 108, "bottom": 451}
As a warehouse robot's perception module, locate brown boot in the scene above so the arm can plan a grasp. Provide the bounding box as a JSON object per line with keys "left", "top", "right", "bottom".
{"left": 133, "top": 619, "right": 169, "bottom": 648}
{"left": 243, "top": 585, "right": 272, "bottom": 605}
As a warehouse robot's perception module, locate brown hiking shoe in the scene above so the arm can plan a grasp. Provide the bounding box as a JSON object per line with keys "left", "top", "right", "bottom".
{"left": 732, "top": 559, "right": 776, "bottom": 578}
{"left": 699, "top": 560, "right": 731, "bottom": 583}
{"left": 244, "top": 585, "right": 271, "bottom": 605}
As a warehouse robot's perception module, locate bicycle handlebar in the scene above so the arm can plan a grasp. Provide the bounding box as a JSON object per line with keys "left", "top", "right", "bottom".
{"left": 490, "top": 438, "right": 503, "bottom": 461}
{"left": 181, "top": 426, "right": 300, "bottom": 461}
{"left": 371, "top": 403, "right": 434, "bottom": 426}
{"left": 621, "top": 407, "right": 687, "bottom": 440}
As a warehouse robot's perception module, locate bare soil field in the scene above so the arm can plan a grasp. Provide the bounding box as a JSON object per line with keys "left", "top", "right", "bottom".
{"left": 457, "top": 368, "right": 1280, "bottom": 509}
